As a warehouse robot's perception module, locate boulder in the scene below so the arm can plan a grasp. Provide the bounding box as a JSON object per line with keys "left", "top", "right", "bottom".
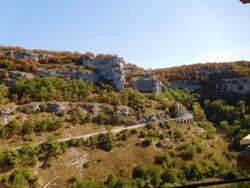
{"left": 130, "top": 74, "right": 162, "bottom": 93}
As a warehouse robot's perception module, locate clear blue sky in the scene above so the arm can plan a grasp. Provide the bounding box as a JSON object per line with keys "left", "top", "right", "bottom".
{"left": 1, "top": 0, "right": 250, "bottom": 69}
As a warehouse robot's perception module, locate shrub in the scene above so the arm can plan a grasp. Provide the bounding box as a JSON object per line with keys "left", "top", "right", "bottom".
{"left": 3, "top": 168, "right": 37, "bottom": 188}
{"left": 154, "top": 152, "right": 173, "bottom": 167}
{"left": 97, "top": 133, "right": 113, "bottom": 151}
{"left": 180, "top": 145, "right": 196, "bottom": 160}
{"left": 141, "top": 138, "right": 152, "bottom": 147}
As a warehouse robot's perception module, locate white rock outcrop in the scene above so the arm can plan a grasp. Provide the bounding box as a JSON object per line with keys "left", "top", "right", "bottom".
{"left": 81, "top": 55, "right": 125, "bottom": 91}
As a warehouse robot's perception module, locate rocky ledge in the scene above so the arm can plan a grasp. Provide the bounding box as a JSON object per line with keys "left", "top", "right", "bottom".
{"left": 0, "top": 50, "right": 165, "bottom": 93}
{"left": 130, "top": 73, "right": 162, "bottom": 93}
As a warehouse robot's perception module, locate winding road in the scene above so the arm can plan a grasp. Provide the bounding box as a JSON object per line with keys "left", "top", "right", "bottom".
{"left": 5, "top": 113, "right": 193, "bottom": 150}
{"left": 50, "top": 112, "right": 193, "bottom": 144}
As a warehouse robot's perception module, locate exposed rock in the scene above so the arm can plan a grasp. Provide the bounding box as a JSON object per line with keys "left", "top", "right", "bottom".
{"left": 200, "top": 67, "right": 226, "bottom": 76}
{"left": 130, "top": 74, "right": 162, "bottom": 93}
{"left": 79, "top": 103, "right": 113, "bottom": 117}
{"left": 216, "top": 77, "right": 250, "bottom": 94}
{"left": 24, "top": 103, "right": 41, "bottom": 113}
{"left": 0, "top": 106, "right": 17, "bottom": 116}
{"left": 241, "top": 134, "right": 250, "bottom": 145}
{"left": 37, "top": 70, "right": 100, "bottom": 83}
{"left": 9, "top": 71, "right": 34, "bottom": 80}
{"left": 115, "top": 106, "right": 134, "bottom": 116}
{"left": 5, "top": 51, "right": 39, "bottom": 60}
{"left": 168, "top": 80, "right": 201, "bottom": 92}
{"left": 237, "top": 146, "right": 250, "bottom": 173}
{"left": 46, "top": 103, "right": 67, "bottom": 113}
{"left": 1, "top": 51, "right": 163, "bottom": 93}
{"left": 81, "top": 55, "right": 125, "bottom": 91}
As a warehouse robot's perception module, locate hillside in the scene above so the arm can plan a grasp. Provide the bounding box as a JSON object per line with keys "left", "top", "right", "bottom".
{"left": 0, "top": 46, "right": 249, "bottom": 188}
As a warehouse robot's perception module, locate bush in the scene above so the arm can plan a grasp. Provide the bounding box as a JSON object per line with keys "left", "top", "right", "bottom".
{"left": 192, "top": 102, "right": 206, "bottom": 121}
{"left": 97, "top": 133, "right": 113, "bottom": 151}
{"left": 3, "top": 168, "right": 37, "bottom": 188}
{"left": 69, "top": 106, "right": 87, "bottom": 123}
{"left": 141, "top": 138, "right": 152, "bottom": 147}
{"left": 182, "top": 162, "right": 204, "bottom": 181}
{"left": 180, "top": 145, "right": 196, "bottom": 160}
{"left": 154, "top": 152, "right": 173, "bottom": 167}
{"left": 0, "top": 84, "right": 8, "bottom": 103}
{"left": 161, "top": 168, "right": 180, "bottom": 184}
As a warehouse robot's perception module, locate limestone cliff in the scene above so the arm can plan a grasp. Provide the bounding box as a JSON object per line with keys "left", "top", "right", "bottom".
{"left": 81, "top": 55, "right": 126, "bottom": 91}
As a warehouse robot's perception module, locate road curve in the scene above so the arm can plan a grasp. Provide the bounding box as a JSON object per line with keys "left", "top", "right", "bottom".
{"left": 4, "top": 113, "right": 193, "bottom": 150}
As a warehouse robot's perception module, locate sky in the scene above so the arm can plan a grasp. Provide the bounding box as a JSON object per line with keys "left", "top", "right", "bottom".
{"left": 1, "top": 0, "right": 250, "bottom": 69}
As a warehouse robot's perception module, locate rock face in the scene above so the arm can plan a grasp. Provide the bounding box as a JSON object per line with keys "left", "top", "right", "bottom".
{"left": 36, "top": 71, "right": 100, "bottom": 83}
{"left": 169, "top": 77, "right": 250, "bottom": 95}
{"left": 5, "top": 51, "right": 39, "bottom": 60}
{"left": 168, "top": 80, "right": 201, "bottom": 92}
{"left": 0, "top": 50, "right": 162, "bottom": 93}
{"left": 216, "top": 77, "right": 250, "bottom": 94}
{"left": 81, "top": 55, "right": 125, "bottom": 91}
{"left": 130, "top": 74, "right": 162, "bottom": 93}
